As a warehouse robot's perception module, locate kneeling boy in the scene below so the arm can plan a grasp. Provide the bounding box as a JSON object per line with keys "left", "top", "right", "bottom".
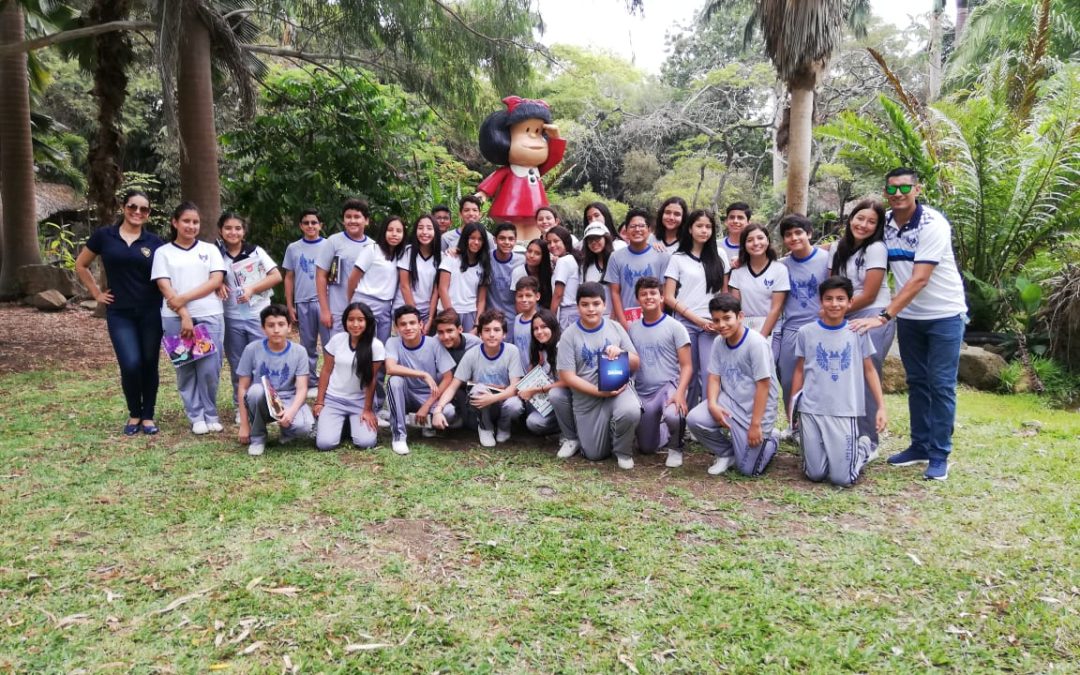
{"left": 555, "top": 282, "right": 642, "bottom": 469}
{"left": 790, "top": 276, "right": 887, "bottom": 486}
{"left": 628, "top": 277, "right": 692, "bottom": 467}
{"left": 687, "top": 293, "right": 780, "bottom": 476}
{"left": 236, "top": 304, "right": 314, "bottom": 456}
{"left": 385, "top": 305, "right": 459, "bottom": 455}
{"left": 432, "top": 310, "right": 524, "bottom": 447}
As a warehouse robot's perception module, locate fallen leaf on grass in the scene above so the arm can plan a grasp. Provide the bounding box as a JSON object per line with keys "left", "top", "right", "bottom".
{"left": 344, "top": 643, "right": 392, "bottom": 652}
{"left": 945, "top": 625, "right": 973, "bottom": 638}
{"left": 618, "top": 653, "right": 639, "bottom": 673}
{"left": 228, "top": 628, "right": 250, "bottom": 645}
{"left": 240, "top": 641, "right": 264, "bottom": 655}
{"left": 150, "top": 587, "right": 213, "bottom": 615}
{"left": 55, "top": 613, "right": 91, "bottom": 629}
{"left": 104, "top": 589, "right": 122, "bottom": 603}
{"left": 906, "top": 552, "right": 923, "bottom": 566}
{"left": 245, "top": 577, "right": 264, "bottom": 591}
{"left": 1038, "top": 596, "right": 1061, "bottom": 604}
{"left": 208, "top": 664, "right": 230, "bottom": 671}
{"left": 263, "top": 586, "right": 301, "bottom": 597}
{"left": 651, "top": 649, "right": 676, "bottom": 663}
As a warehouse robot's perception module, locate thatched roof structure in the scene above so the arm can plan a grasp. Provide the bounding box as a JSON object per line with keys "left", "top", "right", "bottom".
{"left": 0, "top": 182, "right": 86, "bottom": 225}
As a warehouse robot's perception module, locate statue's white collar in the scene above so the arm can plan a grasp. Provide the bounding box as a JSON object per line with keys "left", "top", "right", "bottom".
{"left": 510, "top": 164, "right": 538, "bottom": 177}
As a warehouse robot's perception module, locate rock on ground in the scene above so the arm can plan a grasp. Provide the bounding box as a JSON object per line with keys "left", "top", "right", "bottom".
{"left": 16, "top": 264, "right": 79, "bottom": 298}
{"left": 25, "top": 289, "right": 68, "bottom": 311}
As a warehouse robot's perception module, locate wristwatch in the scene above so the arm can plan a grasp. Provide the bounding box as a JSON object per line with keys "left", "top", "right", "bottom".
{"left": 878, "top": 309, "right": 893, "bottom": 322}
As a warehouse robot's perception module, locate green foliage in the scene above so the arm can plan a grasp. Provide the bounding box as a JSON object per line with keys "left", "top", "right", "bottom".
{"left": 221, "top": 67, "right": 479, "bottom": 257}
{"left": 1029, "top": 356, "right": 1080, "bottom": 406}
{"left": 548, "top": 186, "right": 630, "bottom": 234}
{"left": 816, "top": 65, "right": 1080, "bottom": 331}
{"left": 37, "top": 221, "right": 78, "bottom": 269}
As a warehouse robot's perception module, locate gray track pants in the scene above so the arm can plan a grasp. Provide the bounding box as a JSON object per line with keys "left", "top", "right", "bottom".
{"left": 798, "top": 412, "right": 870, "bottom": 487}
{"left": 385, "top": 375, "right": 456, "bottom": 441}
{"left": 686, "top": 400, "right": 778, "bottom": 476}
{"left": 162, "top": 314, "right": 224, "bottom": 425}
{"left": 636, "top": 383, "right": 684, "bottom": 453}
{"left": 223, "top": 315, "right": 263, "bottom": 407}
{"left": 315, "top": 393, "right": 378, "bottom": 450}
{"left": 469, "top": 384, "right": 524, "bottom": 434}
{"left": 296, "top": 299, "right": 328, "bottom": 378}
{"left": 556, "top": 388, "right": 641, "bottom": 461}
{"left": 244, "top": 383, "right": 314, "bottom": 445}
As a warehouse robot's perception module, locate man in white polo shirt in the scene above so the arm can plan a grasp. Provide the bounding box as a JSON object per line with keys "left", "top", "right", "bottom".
{"left": 851, "top": 167, "right": 967, "bottom": 481}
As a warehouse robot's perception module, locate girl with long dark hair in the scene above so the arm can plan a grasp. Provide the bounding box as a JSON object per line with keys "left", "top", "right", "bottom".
{"left": 347, "top": 215, "right": 406, "bottom": 344}
{"left": 654, "top": 196, "right": 688, "bottom": 252}
{"left": 546, "top": 225, "right": 582, "bottom": 328}
{"left": 728, "top": 223, "right": 789, "bottom": 355}
{"left": 314, "top": 302, "right": 384, "bottom": 450}
{"left": 510, "top": 238, "right": 553, "bottom": 309}
{"left": 397, "top": 214, "right": 442, "bottom": 333}
{"left": 438, "top": 221, "right": 493, "bottom": 333}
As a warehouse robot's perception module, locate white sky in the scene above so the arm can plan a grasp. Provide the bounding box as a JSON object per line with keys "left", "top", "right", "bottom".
{"left": 536, "top": 0, "right": 957, "bottom": 74}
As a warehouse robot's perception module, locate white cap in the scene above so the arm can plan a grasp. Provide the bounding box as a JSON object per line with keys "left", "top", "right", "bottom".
{"left": 583, "top": 222, "right": 609, "bottom": 239}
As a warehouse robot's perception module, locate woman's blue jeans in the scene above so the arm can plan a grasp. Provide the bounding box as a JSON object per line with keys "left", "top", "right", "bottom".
{"left": 105, "top": 307, "right": 163, "bottom": 420}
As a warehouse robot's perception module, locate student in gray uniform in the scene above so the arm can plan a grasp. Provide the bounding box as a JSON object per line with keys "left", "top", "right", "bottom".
{"left": 235, "top": 305, "right": 314, "bottom": 456}
{"left": 433, "top": 309, "right": 482, "bottom": 427}
{"left": 629, "top": 277, "right": 692, "bottom": 467}
{"left": 384, "top": 305, "right": 459, "bottom": 456}
{"left": 283, "top": 209, "right": 329, "bottom": 379}
{"left": 316, "top": 199, "right": 375, "bottom": 337}
{"left": 686, "top": 293, "right": 780, "bottom": 476}
{"left": 604, "top": 208, "right": 671, "bottom": 331}
{"left": 510, "top": 277, "right": 541, "bottom": 372}
{"left": 518, "top": 309, "right": 573, "bottom": 443}
{"left": 777, "top": 214, "right": 831, "bottom": 416}
{"left": 432, "top": 310, "right": 524, "bottom": 448}
{"left": 554, "top": 282, "right": 642, "bottom": 470}
{"left": 488, "top": 223, "right": 525, "bottom": 318}
{"left": 313, "top": 302, "right": 384, "bottom": 451}
{"left": 789, "top": 276, "right": 887, "bottom": 486}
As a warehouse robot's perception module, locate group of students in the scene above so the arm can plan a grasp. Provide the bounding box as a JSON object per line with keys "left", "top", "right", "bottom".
{"left": 78, "top": 184, "right": 918, "bottom": 487}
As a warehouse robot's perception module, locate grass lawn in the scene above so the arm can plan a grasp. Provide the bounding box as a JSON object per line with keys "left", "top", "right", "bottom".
{"left": 1, "top": 362, "right": 1077, "bottom": 673}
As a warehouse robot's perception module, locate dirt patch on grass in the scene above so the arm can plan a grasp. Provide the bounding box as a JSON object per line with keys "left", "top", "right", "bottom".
{"left": 363, "top": 518, "right": 462, "bottom": 565}
{"left": 0, "top": 303, "right": 114, "bottom": 375}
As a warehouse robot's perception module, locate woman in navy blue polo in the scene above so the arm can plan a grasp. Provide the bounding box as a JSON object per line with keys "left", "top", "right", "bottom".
{"left": 76, "top": 190, "right": 166, "bottom": 435}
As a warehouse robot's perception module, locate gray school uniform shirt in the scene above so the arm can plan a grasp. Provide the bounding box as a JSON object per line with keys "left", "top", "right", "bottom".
{"left": 282, "top": 237, "right": 328, "bottom": 303}
{"left": 454, "top": 342, "right": 524, "bottom": 387}
{"left": 446, "top": 332, "right": 483, "bottom": 366}
{"left": 236, "top": 339, "right": 310, "bottom": 398}
{"left": 780, "top": 247, "right": 830, "bottom": 329}
{"left": 511, "top": 312, "right": 535, "bottom": 371}
{"left": 628, "top": 314, "right": 690, "bottom": 398}
{"left": 556, "top": 319, "right": 638, "bottom": 388}
{"left": 794, "top": 320, "right": 876, "bottom": 417}
{"left": 385, "top": 335, "right": 457, "bottom": 392}
{"left": 315, "top": 231, "right": 374, "bottom": 316}
{"left": 488, "top": 250, "right": 525, "bottom": 317}
{"left": 708, "top": 327, "right": 780, "bottom": 431}
{"left": 603, "top": 245, "right": 671, "bottom": 313}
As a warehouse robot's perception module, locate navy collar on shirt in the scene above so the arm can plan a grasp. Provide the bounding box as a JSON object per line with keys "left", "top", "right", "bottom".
{"left": 748, "top": 259, "right": 773, "bottom": 278}
{"left": 170, "top": 239, "right": 199, "bottom": 251}
{"left": 481, "top": 342, "right": 505, "bottom": 361}
{"left": 493, "top": 250, "right": 515, "bottom": 264}
{"left": 642, "top": 313, "right": 666, "bottom": 327}
{"left": 403, "top": 336, "right": 426, "bottom": 351}
{"left": 577, "top": 318, "right": 605, "bottom": 333}
{"left": 790, "top": 248, "right": 818, "bottom": 263}
{"left": 887, "top": 202, "right": 923, "bottom": 233}
{"left": 817, "top": 319, "right": 847, "bottom": 331}
{"left": 109, "top": 225, "right": 153, "bottom": 245}
{"left": 725, "top": 326, "right": 750, "bottom": 349}
{"left": 343, "top": 232, "right": 368, "bottom": 244}
{"left": 627, "top": 243, "right": 652, "bottom": 255}
{"left": 301, "top": 237, "right": 324, "bottom": 244}
{"left": 262, "top": 338, "right": 291, "bottom": 355}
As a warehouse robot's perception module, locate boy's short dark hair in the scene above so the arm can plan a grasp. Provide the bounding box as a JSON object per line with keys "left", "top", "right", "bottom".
{"left": 342, "top": 198, "right": 370, "bottom": 218}
{"left": 433, "top": 308, "right": 461, "bottom": 328}
{"left": 709, "top": 292, "right": 741, "bottom": 315}
{"left": 634, "top": 276, "right": 662, "bottom": 297}
{"left": 725, "top": 202, "right": 752, "bottom": 219}
{"left": 393, "top": 304, "right": 422, "bottom": 324}
{"left": 819, "top": 275, "right": 854, "bottom": 300}
{"left": 458, "top": 195, "right": 483, "bottom": 212}
{"left": 577, "top": 281, "right": 606, "bottom": 303}
{"left": 779, "top": 213, "right": 813, "bottom": 238}
{"left": 477, "top": 309, "right": 507, "bottom": 332}
{"left": 260, "top": 304, "right": 291, "bottom": 325}
{"left": 298, "top": 208, "right": 320, "bottom": 224}
{"left": 431, "top": 204, "right": 451, "bottom": 215}
{"left": 515, "top": 276, "right": 540, "bottom": 293}
{"left": 885, "top": 167, "right": 919, "bottom": 183}
{"left": 623, "top": 207, "right": 652, "bottom": 228}
{"left": 494, "top": 222, "right": 517, "bottom": 237}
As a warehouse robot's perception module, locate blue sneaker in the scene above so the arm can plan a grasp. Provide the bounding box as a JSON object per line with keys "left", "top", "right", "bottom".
{"left": 924, "top": 459, "right": 948, "bottom": 481}
{"left": 887, "top": 446, "right": 930, "bottom": 466}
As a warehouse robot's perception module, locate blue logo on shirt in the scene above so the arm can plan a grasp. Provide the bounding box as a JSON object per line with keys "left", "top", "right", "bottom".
{"left": 580, "top": 343, "right": 609, "bottom": 368}
{"left": 637, "top": 343, "right": 666, "bottom": 367}
{"left": 299, "top": 254, "right": 316, "bottom": 280}
{"left": 791, "top": 274, "right": 820, "bottom": 309}
{"left": 763, "top": 278, "right": 774, "bottom": 288}
{"left": 259, "top": 362, "right": 292, "bottom": 389}
{"left": 815, "top": 343, "right": 852, "bottom": 382}
{"left": 622, "top": 264, "right": 655, "bottom": 288}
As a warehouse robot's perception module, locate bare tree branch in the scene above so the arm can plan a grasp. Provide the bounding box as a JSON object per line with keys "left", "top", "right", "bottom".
{"left": 0, "top": 20, "right": 154, "bottom": 55}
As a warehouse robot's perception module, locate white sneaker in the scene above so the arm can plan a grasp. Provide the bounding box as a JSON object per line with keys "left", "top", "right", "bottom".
{"left": 421, "top": 426, "right": 437, "bottom": 438}
{"left": 495, "top": 429, "right": 511, "bottom": 443}
{"left": 556, "top": 439, "right": 579, "bottom": 459}
{"left": 192, "top": 420, "right": 210, "bottom": 435}
{"left": 248, "top": 441, "right": 265, "bottom": 457}
{"left": 665, "top": 449, "right": 684, "bottom": 468}
{"left": 207, "top": 421, "right": 224, "bottom": 433}
{"left": 860, "top": 436, "right": 878, "bottom": 463}
{"left": 478, "top": 429, "right": 496, "bottom": 447}
{"left": 391, "top": 439, "right": 410, "bottom": 455}
{"left": 376, "top": 408, "right": 391, "bottom": 429}
{"left": 778, "top": 428, "right": 794, "bottom": 443}
{"left": 708, "top": 455, "right": 733, "bottom": 475}
{"left": 234, "top": 411, "right": 240, "bottom": 425}
{"left": 306, "top": 389, "right": 317, "bottom": 400}
{"left": 616, "top": 456, "right": 635, "bottom": 470}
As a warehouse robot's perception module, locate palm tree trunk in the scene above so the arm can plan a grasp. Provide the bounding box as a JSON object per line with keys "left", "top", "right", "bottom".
{"left": 177, "top": 3, "right": 221, "bottom": 240}
{"left": 87, "top": 0, "right": 132, "bottom": 226}
{"left": 0, "top": 2, "right": 42, "bottom": 299}
{"left": 928, "top": 0, "right": 945, "bottom": 101}
{"left": 785, "top": 74, "right": 817, "bottom": 216}
{"left": 955, "top": 0, "right": 970, "bottom": 42}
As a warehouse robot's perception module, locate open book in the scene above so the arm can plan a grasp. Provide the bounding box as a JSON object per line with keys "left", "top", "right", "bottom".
{"left": 261, "top": 375, "right": 286, "bottom": 421}
{"left": 516, "top": 366, "right": 554, "bottom": 417}
{"left": 231, "top": 257, "right": 271, "bottom": 305}
{"left": 162, "top": 324, "right": 217, "bottom": 367}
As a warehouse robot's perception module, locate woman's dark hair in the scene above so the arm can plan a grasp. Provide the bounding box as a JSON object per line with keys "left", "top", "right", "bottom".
{"left": 546, "top": 225, "right": 581, "bottom": 264}
{"left": 168, "top": 201, "right": 200, "bottom": 240}
{"left": 580, "top": 231, "right": 614, "bottom": 282}
{"left": 832, "top": 199, "right": 887, "bottom": 278}
{"left": 406, "top": 214, "right": 441, "bottom": 288}
{"left": 654, "top": 196, "right": 689, "bottom": 243}
{"left": 529, "top": 308, "right": 561, "bottom": 370}
{"left": 679, "top": 209, "right": 726, "bottom": 293}
{"left": 342, "top": 302, "right": 377, "bottom": 386}
{"left": 117, "top": 189, "right": 151, "bottom": 226}
{"left": 737, "top": 223, "right": 777, "bottom": 268}
{"left": 459, "top": 222, "right": 492, "bottom": 286}
{"left": 377, "top": 215, "right": 406, "bottom": 261}
{"left": 583, "top": 202, "right": 618, "bottom": 240}
{"left": 524, "top": 238, "right": 553, "bottom": 308}
{"left": 478, "top": 100, "right": 554, "bottom": 165}
{"left": 217, "top": 210, "right": 247, "bottom": 232}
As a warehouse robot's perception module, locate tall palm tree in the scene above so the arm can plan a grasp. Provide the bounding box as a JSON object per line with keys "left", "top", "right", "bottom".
{"left": 708, "top": 0, "right": 869, "bottom": 215}
{"left": 0, "top": 0, "right": 41, "bottom": 299}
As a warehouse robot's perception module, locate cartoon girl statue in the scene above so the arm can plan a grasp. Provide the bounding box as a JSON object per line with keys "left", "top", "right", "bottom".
{"left": 476, "top": 96, "right": 567, "bottom": 244}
